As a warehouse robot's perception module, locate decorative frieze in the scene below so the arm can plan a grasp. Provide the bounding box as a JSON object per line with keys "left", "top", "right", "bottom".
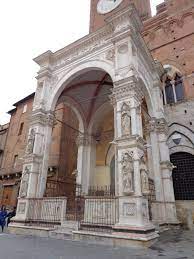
{"left": 111, "top": 77, "right": 144, "bottom": 104}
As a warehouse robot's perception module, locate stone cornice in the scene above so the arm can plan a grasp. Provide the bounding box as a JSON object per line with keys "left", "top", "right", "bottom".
{"left": 34, "top": 24, "right": 114, "bottom": 71}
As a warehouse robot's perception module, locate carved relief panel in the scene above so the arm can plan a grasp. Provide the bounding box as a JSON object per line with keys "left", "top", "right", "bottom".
{"left": 120, "top": 151, "right": 134, "bottom": 195}
{"left": 25, "top": 128, "right": 36, "bottom": 155}
{"left": 121, "top": 102, "right": 131, "bottom": 137}
{"left": 19, "top": 165, "right": 31, "bottom": 198}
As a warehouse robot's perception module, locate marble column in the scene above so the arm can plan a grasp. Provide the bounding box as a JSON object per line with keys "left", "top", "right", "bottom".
{"left": 111, "top": 77, "right": 155, "bottom": 235}
{"left": 146, "top": 118, "right": 178, "bottom": 224}
{"left": 15, "top": 109, "right": 55, "bottom": 222}
{"left": 157, "top": 119, "right": 178, "bottom": 223}
{"left": 76, "top": 134, "right": 96, "bottom": 195}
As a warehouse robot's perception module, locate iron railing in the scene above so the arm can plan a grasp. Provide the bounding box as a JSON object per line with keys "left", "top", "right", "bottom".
{"left": 80, "top": 186, "right": 118, "bottom": 233}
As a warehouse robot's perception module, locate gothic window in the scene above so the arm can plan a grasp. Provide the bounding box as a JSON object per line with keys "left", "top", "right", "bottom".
{"left": 174, "top": 74, "right": 184, "bottom": 101}
{"left": 165, "top": 78, "right": 174, "bottom": 104}
{"left": 163, "top": 73, "right": 184, "bottom": 105}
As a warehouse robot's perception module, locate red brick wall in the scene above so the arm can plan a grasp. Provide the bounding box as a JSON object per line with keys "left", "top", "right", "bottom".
{"left": 90, "top": 0, "right": 151, "bottom": 32}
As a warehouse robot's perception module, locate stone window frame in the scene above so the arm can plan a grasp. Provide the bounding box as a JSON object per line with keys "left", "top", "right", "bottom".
{"left": 162, "top": 71, "right": 184, "bottom": 105}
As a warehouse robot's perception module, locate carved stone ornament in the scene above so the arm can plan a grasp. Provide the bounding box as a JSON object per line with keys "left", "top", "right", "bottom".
{"left": 18, "top": 202, "right": 26, "bottom": 214}
{"left": 121, "top": 152, "right": 134, "bottom": 195}
{"left": 118, "top": 43, "right": 128, "bottom": 54}
{"left": 121, "top": 103, "right": 131, "bottom": 136}
{"left": 19, "top": 166, "right": 30, "bottom": 198}
{"left": 141, "top": 170, "right": 149, "bottom": 195}
{"left": 106, "top": 49, "right": 115, "bottom": 61}
{"left": 26, "top": 128, "right": 36, "bottom": 155}
{"left": 123, "top": 203, "right": 136, "bottom": 217}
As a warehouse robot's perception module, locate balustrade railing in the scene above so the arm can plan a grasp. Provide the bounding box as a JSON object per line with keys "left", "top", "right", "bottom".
{"left": 26, "top": 197, "right": 67, "bottom": 227}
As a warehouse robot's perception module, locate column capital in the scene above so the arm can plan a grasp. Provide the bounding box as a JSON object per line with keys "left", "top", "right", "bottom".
{"left": 145, "top": 117, "right": 168, "bottom": 135}
{"left": 160, "top": 160, "right": 174, "bottom": 171}
{"left": 110, "top": 76, "right": 144, "bottom": 105}
{"left": 30, "top": 109, "right": 56, "bottom": 127}
{"left": 76, "top": 134, "right": 96, "bottom": 147}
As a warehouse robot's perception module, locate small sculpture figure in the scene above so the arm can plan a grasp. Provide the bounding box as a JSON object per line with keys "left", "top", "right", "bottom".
{"left": 121, "top": 152, "right": 134, "bottom": 195}
{"left": 121, "top": 103, "right": 131, "bottom": 136}
{"left": 26, "top": 129, "right": 35, "bottom": 155}
{"left": 141, "top": 170, "right": 149, "bottom": 194}
{"left": 19, "top": 166, "right": 30, "bottom": 198}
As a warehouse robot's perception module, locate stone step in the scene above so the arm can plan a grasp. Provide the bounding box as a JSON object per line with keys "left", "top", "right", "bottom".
{"left": 61, "top": 221, "right": 79, "bottom": 231}
{"left": 49, "top": 221, "right": 79, "bottom": 240}
{"left": 49, "top": 230, "right": 72, "bottom": 240}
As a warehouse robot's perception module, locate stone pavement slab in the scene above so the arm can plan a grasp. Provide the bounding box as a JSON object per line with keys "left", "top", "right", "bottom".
{"left": 0, "top": 229, "right": 193, "bottom": 259}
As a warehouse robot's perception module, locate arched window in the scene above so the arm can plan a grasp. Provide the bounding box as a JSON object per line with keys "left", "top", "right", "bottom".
{"left": 174, "top": 74, "right": 184, "bottom": 101}
{"left": 163, "top": 73, "right": 184, "bottom": 105}
{"left": 165, "top": 77, "right": 174, "bottom": 104}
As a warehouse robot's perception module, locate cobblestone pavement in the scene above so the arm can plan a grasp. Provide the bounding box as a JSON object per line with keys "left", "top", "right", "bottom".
{"left": 0, "top": 229, "right": 193, "bottom": 259}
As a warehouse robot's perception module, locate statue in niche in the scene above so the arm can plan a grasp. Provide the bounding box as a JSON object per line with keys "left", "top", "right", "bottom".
{"left": 26, "top": 128, "right": 36, "bottom": 155}
{"left": 121, "top": 103, "right": 131, "bottom": 136}
{"left": 121, "top": 152, "right": 134, "bottom": 195}
{"left": 141, "top": 170, "right": 149, "bottom": 194}
{"left": 19, "top": 166, "right": 30, "bottom": 198}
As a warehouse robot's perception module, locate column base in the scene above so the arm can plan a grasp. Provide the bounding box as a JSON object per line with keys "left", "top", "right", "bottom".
{"left": 151, "top": 201, "right": 180, "bottom": 225}
{"left": 73, "top": 228, "right": 158, "bottom": 248}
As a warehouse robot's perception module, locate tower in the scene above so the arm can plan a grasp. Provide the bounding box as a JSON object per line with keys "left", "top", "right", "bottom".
{"left": 90, "top": 0, "right": 152, "bottom": 32}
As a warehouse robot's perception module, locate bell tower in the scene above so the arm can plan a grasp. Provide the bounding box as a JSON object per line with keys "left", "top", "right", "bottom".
{"left": 90, "top": 0, "right": 151, "bottom": 32}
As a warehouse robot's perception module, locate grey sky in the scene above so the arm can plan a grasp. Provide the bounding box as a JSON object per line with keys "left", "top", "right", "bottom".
{"left": 0, "top": 0, "right": 164, "bottom": 124}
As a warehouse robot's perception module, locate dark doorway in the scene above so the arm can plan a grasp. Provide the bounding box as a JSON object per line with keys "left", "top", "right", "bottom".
{"left": 171, "top": 152, "right": 194, "bottom": 200}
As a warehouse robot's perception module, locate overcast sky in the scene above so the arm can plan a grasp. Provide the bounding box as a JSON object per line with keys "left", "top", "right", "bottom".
{"left": 0, "top": 0, "right": 164, "bottom": 125}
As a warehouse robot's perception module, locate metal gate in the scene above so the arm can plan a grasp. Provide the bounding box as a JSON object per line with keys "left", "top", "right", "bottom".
{"left": 171, "top": 152, "right": 194, "bottom": 200}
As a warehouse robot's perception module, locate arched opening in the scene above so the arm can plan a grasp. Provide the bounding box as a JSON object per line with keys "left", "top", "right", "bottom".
{"left": 89, "top": 107, "right": 115, "bottom": 195}
{"left": 171, "top": 152, "right": 194, "bottom": 200}
{"left": 45, "top": 68, "right": 114, "bottom": 217}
